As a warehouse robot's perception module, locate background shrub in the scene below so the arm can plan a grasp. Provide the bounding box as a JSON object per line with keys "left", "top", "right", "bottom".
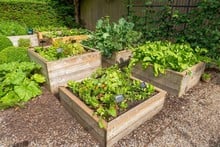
{"left": 0, "top": 0, "right": 76, "bottom": 35}
{"left": 18, "top": 38, "right": 31, "bottom": 47}
{"left": 0, "top": 35, "right": 13, "bottom": 52}
{"left": 0, "top": 46, "right": 30, "bottom": 64}
{"left": 0, "top": 20, "right": 27, "bottom": 36}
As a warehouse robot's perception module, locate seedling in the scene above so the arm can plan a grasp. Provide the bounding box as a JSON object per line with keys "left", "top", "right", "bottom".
{"left": 201, "top": 73, "right": 211, "bottom": 82}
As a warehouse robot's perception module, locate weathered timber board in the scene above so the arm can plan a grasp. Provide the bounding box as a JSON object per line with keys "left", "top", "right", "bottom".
{"left": 102, "top": 50, "right": 132, "bottom": 67}
{"left": 132, "top": 62, "right": 205, "bottom": 97}
{"left": 28, "top": 46, "right": 101, "bottom": 94}
{"left": 59, "top": 88, "right": 106, "bottom": 146}
{"left": 37, "top": 32, "right": 89, "bottom": 45}
{"left": 51, "top": 35, "right": 89, "bottom": 43}
{"left": 59, "top": 83, "right": 166, "bottom": 147}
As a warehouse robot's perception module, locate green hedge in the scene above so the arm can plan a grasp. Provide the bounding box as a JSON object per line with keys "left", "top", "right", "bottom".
{"left": 0, "top": 35, "right": 13, "bottom": 52}
{"left": 0, "top": 1, "right": 75, "bottom": 30}
{"left": 0, "top": 21, "right": 27, "bottom": 36}
{"left": 0, "top": 46, "right": 30, "bottom": 64}
{"left": 18, "top": 38, "right": 31, "bottom": 47}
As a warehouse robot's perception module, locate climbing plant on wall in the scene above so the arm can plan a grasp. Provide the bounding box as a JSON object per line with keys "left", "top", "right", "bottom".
{"left": 127, "top": 0, "right": 220, "bottom": 62}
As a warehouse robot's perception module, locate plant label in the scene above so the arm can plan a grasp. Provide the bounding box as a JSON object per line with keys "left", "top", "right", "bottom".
{"left": 56, "top": 48, "right": 63, "bottom": 53}
{"left": 115, "top": 94, "right": 124, "bottom": 103}
{"left": 140, "top": 82, "right": 146, "bottom": 88}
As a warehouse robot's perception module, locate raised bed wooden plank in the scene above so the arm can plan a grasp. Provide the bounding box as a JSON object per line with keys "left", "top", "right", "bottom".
{"left": 102, "top": 50, "right": 132, "bottom": 67}
{"left": 37, "top": 32, "right": 89, "bottom": 45}
{"left": 59, "top": 83, "right": 166, "bottom": 147}
{"left": 28, "top": 46, "right": 101, "bottom": 94}
{"left": 51, "top": 35, "right": 89, "bottom": 43}
{"left": 131, "top": 62, "right": 205, "bottom": 97}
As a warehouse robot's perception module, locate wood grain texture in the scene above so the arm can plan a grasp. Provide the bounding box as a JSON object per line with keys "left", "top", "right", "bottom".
{"left": 37, "top": 32, "right": 89, "bottom": 45}
{"left": 28, "top": 47, "right": 101, "bottom": 94}
{"left": 59, "top": 82, "right": 166, "bottom": 147}
{"left": 80, "top": 0, "right": 127, "bottom": 30}
{"left": 80, "top": 0, "right": 200, "bottom": 30}
{"left": 102, "top": 50, "right": 132, "bottom": 68}
{"left": 51, "top": 35, "right": 89, "bottom": 43}
{"left": 59, "top": 87, "right": 106, "bottom": 146}
{"left": 132, "top": 62, "right": 205, "bottom": 97}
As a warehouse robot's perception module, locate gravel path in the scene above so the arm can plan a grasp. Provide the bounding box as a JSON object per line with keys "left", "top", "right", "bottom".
{"left": 0, "top": 70, "right": 220, "bottom": 147}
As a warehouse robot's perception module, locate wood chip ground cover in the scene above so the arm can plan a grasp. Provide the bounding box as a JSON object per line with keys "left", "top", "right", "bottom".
{"left": 0, "top": 70, "right": 219, "bottom": 147}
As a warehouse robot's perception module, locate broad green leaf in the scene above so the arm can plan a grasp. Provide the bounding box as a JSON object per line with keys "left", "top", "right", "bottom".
{"left": 102, "top": 33, "right": 109, "bottom": 39}
{"left": 31, "top": 74, "right": 46, "bottom": 84}
{"left": 14, "top": 81, "right": 42, "bottom": 102}
{"left": 89, "top": 97, "right": 99, "bottom": 108}
{"left": 96, "top": 106, "right": 105, "bottom": 116}
{"left": 3, "top": 71, "right": 25, "bottom": 85}
{"left": 143, "top": 56, "right": 152, "bottom": 62}
{"left": 0, "top": 91, "right": 19, "bottom": 110}
{"left": 107, "top": 105, "right": 117, "bottom": 117}
{"left": 98, "top": 119, "right": 105, "bottom": 129}
{"left": 153, "top": 63, "right": 160, "bottom": 77}
{"left": 119, "top": 101, "right": 128, "bottom": 109}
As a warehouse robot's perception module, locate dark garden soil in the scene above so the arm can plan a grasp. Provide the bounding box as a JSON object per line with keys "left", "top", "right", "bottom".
{"left": 0, "top": 69, "right": 220, "bottom": 147}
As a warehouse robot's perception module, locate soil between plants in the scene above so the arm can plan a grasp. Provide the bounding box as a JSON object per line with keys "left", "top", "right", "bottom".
{"left": 0, "top": 69, "right": 220, "bottom": 147}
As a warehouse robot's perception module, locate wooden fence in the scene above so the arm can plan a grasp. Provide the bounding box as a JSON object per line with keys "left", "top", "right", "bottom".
{"left": 80, "top": 0, "right": 127, "bottom": 30}
{"left": 80, "top": 0, "right": 201, "bottom": 30}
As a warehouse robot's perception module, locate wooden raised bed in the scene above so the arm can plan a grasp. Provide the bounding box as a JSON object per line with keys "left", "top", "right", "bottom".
{"left": 37, "top": 31, "right": 89, "bottom": 46}
{"left": 131, "top": 62, "right": 206, "bottom": 97}
{"left": 59, "top": 82, "right": 167, "bottom": 147}
{"left": 28, "top": 46, "right": 101, "bottom": 94}
{"left": 102, "top": 50, "right": 132, "bottom": 67}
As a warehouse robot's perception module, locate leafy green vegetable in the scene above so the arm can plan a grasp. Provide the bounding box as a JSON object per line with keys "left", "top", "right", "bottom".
{"left": 68, "top": 66, "right": 155, "bottom": 126}
{"left": 0, "top": 62, "right": 45, "bottom": 110}
{"left": 83, "top": 17, "right": 142, "bottom": 57}
{"left": 34, "top": 42, "right": 86, "bottom": 61}
{"left": 31, "top": 74, "right": 46, "bottom": 83}
{"left": 129, "top": 41, "right": 209, "bottom": 76}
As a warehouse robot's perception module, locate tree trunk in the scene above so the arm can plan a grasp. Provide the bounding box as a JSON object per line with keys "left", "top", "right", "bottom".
{"left": 74, "top": 0, "right": 80, "bottom": 24}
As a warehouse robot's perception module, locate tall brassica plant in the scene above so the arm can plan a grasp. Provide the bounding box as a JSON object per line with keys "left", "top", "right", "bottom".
{"left": 83, "top": 17, "right": 142, "bottom": 57}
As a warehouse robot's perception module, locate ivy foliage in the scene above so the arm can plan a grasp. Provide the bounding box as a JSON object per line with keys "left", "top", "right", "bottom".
{"left": 178, "top": 0, "right": 220, "bottom": 60}
{"left": 127, "top": 0, "right": 220, "bottom": 61}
